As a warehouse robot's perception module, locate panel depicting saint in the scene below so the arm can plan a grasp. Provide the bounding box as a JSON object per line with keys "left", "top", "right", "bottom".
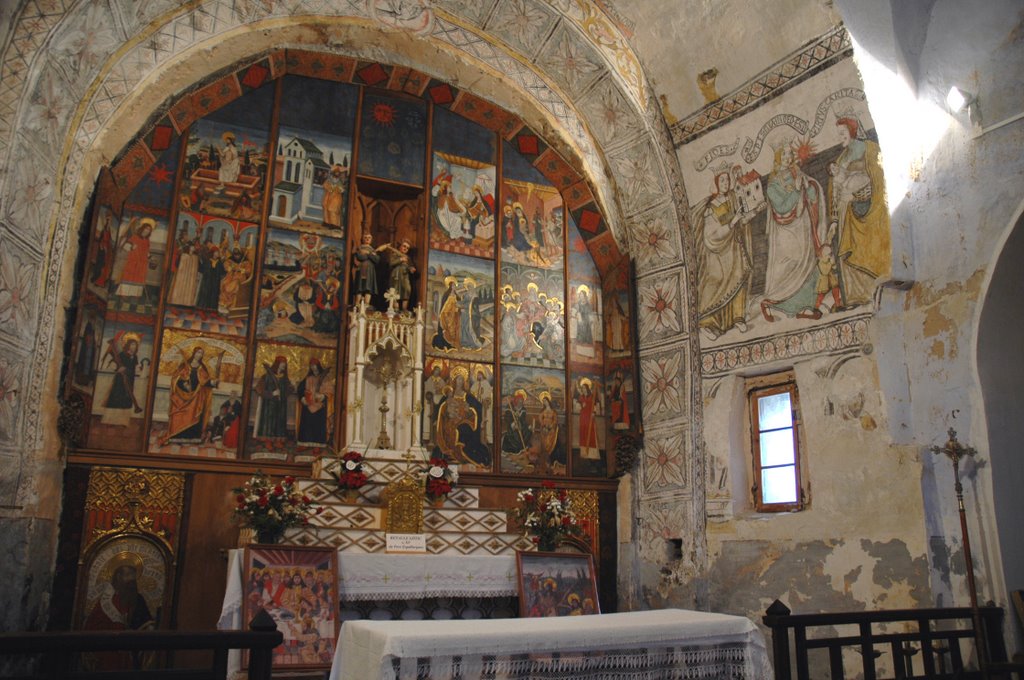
{"left": 499, "top": 366, "right": 566, "bottom": 476}
{"left": 605, "top": 357, "right": 635, "bottom": 433}
{"left": 429, "top": 106, "right": 497, "bottom": 259}
{"left": 422, "top": 358, "right": 492, "bottom": 472}
{"left": 77, "top": 536, "right": 169, "bottom": 665}
{"left": 256, "top": 229, "right": 345, "bottom": 347}
{"left": 570, "top": 373, "right": 607, "bottom": 477}
{"left": 70, "top": 303, "right": 104, "bottom": 395}
{"left": 86, "top": 322, "right": 154, "bottom": 453}
{"left": 498, "top": 264, "right": 565, "bottom": 369}
{"left": 269, "top": 128, "right": 352, "bottom": 236}
{"left": 84, "top": 205, "right": 119, "bottom": 301}
{"left": 103, "top": 211, "right": 169, "bottom": 318}
{"left": 603, "top": 290, "right": 633, "bottom": 358}
{"left": 149, "top": 329, "right": 247, "bottom": 458}
{"left": 356, "top": 93, "right": 427, "bottom": 186}
{"left": 180, "top": 118, "right": 270, "bottom": 222}
{"left": 425, "top": 250, "right": 495, "bottom": 363}
{"left": 247, "top": 342, "right": 337, "bottom": 463}
{"left": 501, "top": 141, "right": 564, "bottom": 269}
{"left": 164, "top": 212, "right": 258, "bottom": 338}
{"left": 429, "top": 153, "right": 496, "bottom": 259}
{"left": 567, "top": 220, "right": 604, "bottom": 369}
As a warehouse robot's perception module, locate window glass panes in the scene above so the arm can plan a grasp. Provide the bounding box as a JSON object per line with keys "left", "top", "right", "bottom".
{"left": 759, "top": 429, "right": 796, "bottom": 467}
{"left": 761, "top": 466, "right": 798, "bottom": 504}
{"left": 757, "top": 392, "right": 792, "bottom": 430}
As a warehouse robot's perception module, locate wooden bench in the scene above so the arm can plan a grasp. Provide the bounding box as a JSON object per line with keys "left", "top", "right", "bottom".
{"left": 763, "top": 599, "right": 1020, "bottom": 679}
{"left": 0, "top": 610, "right": 282, "bottom": 680}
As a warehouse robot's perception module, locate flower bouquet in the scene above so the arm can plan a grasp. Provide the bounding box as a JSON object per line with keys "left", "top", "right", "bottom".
{"left": 511, "top": 481, "right": 587, "bottom": 552}
{"left": 328, "top": 450, "right": 368, "bottom": 502}
{"left": 231, "top": 470, "right": 322, "bottom": 544}
{"left": 422, "top": 456, "right": 458, "bottom": 505}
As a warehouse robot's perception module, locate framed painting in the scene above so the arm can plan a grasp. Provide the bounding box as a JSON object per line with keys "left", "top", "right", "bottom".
{"left": 516, "top": 550, "right": 600, "bottom": 618}
{"left": 242, "top": 545, "right": 339, "bottom": 671}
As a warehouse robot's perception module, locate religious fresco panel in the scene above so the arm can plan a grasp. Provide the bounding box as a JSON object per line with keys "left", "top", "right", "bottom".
{"left": 567, "top": 217, "right": 604, "bottom": 370}
{"left": 681, "top": 60, "right": 890, "bottom": 353}
{"left": 499, "top": 180, "right": 565, "bottom": 269}
{"left": 149, "top": 329, "right": 248, "bottom": 458}
{"left": 603, "top": 287, "right": 633, "bottom": 359}
{"left": 422, "top": 357, "right": 493, "bottom": 473}
{"left": 86, "top": 321, "right": 155, "bottom": 452}
{"left": 83, "top": 205, "right": 120, "bottom": 302}
{"left": 425, "top": 250, "right": 495, "bottom": 364}
{"left": 429, "top": 152, "right": 496, "bottom": 259}
{"left": 605, "top": 356, "right": 635, "bottom": 434}
{"left": 499, "top": 366, "right": 567, "bottom": 477}
{"left": 498, "top": 263, "right": 564, "bottom": 369}
{"left": 103, "top": 210, "right": 170, "bottom": 319}
{"left": 256, "top": 228, "right": 345, "bottom": 347}
{"left": 356, "top": 92, "right": 427, "bottom": 186}
{"left": 163, "top": 211, "right": 258, "bottom": 338}
{"left": 269, "top": 127, "right": 352, "bottom": 237}
{"left": 179, "top": 84, "right": 275, "bottom": 223}
{"left": 570, "top": 372, "right": 607, "bottom": 478}
{"left": 429, "top": 107, "right": 497, "bottom": 259}
{"left": 246, "top": 342, "right": 338, "bottom": 462}
{"left": 69, "top": 303, "right": 105, "bottom": 397}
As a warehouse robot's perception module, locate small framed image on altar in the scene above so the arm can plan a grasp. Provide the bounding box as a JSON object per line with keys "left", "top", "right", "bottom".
{"left": 241, "top": 545, "right": 338, "bottom": 671}
{"left": 516, "top": 551, "right": 600, "bottom": 617}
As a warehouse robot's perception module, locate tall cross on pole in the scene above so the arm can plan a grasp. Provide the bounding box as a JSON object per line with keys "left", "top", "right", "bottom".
{"left": 930, "top": 428, "right": 988, "bottom": 674}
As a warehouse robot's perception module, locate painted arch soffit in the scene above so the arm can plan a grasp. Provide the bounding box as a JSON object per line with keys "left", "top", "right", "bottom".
{"left": 1, "top": 0, "right": 684, "bottom": 258}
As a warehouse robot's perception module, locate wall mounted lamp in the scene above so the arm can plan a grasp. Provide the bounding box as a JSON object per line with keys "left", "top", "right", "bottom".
{"left": 946, "top": 86, "right": 981, "bottom": 126}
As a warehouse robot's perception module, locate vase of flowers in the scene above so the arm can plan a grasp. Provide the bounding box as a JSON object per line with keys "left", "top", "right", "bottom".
{"left": 422, "top": 456, "right": 458, "bottom": 506}
{"left": 328, "top": 450, "right": 368, "bottom": 502}
{"left": 231, "top": 471, "right": 322, "bottom": 544}
{"left": 511, "top": 481, "right": 587, "bottom": 552}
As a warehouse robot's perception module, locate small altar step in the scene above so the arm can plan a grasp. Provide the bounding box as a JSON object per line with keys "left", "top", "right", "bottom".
{"left": 284, "top": 525, "right": 533, "bottom": 555}
{"left": 298, "top": 479, "right": 481, "bottom": 509}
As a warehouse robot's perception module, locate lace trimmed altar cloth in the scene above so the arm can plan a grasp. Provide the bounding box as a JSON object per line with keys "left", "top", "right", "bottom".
{"left": 331, "top": 608, "right": 773, "bottom": 680}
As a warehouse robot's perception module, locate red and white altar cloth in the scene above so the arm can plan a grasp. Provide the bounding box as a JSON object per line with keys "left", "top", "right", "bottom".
{"left": 331, "top": 608, "right": 773, "bottom": 680}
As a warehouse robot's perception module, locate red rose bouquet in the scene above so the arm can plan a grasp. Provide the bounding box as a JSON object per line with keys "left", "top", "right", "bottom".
{"left": 422, "top": 456, "right": 458, "bottom": 502}
{"left": 231, "top": 470, "right": 322, "bottom": 544}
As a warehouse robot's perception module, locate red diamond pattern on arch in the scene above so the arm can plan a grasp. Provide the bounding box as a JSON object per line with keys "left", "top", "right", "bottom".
{"left": 355, "top": 61, "right": 389, "bottom": 86}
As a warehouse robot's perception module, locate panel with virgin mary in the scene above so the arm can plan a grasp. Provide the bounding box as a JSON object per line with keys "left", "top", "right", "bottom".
{"left": 422, "top": 358, "right": 492, "bottom": 472}
{"left": 425, "top": 250, "right": 495, "bottom": 364}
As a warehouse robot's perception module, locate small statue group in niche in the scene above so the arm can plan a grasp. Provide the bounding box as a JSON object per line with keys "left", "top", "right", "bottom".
{"left": 351, "top": 232, "right": 417, "bottom": 312}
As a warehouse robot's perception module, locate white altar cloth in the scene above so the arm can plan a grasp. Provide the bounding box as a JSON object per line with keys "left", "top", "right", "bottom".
{"left": 331, "top": 608, "right": 773, "bottom": 680}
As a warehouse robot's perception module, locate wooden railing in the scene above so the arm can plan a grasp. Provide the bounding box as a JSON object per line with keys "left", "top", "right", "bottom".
{"left": 0, "top": 610, "right": 282, "bottom": 680}
{"left": 763, "top": 599, "right": 1019, "bottom": 679}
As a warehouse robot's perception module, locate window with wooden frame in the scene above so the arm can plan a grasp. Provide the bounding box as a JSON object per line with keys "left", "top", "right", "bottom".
{"left": 748, "top": 373, "right": 806, "bottom": 512}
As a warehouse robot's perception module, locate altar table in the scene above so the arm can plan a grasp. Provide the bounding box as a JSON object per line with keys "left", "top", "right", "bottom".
{"left": 331, "top": 608, "right": 773, "bottom": 680}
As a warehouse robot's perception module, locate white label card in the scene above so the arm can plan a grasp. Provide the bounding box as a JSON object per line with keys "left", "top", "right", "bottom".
{"left": 386, "top": 533, "right": 427, "bottom": 553}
